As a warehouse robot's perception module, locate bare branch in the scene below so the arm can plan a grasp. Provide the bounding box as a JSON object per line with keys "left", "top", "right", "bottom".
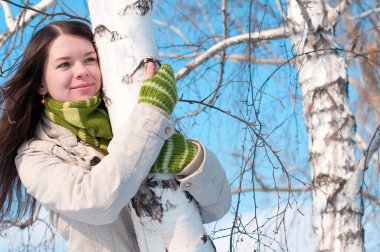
{"left": 232, "top": 186, "right": 380, "bottom": 205}
{"left": 153, "top": 19, "right": 193, "bottom": 47}
{"left": 194, "top": 0, "right": 218, "bottom": 42}
{"left": 0, "top": 205, "right": 41, "bottom": 229}
{"left": 21, "top": 0, "right": 56, "bottom": 26}
{"left": 363, "top": 125, "right": 380, "bottom": 171}
{"left": 348, "top": 76, "right": 380, "bottom": 119}
{"left": 355, "top": 133, "right": 380, "bottom": 174}
{"left": 183, "top": 0, "right": 229, "bottom": 120}
{"left": 1, "top": 1, "right": 15, "bottom": 30}
{"left": 365, "top": 191, "right": 380, "bottom": 205}
{"left": 222, "top": 0, "right": 227, "bottom": 40}
{"left": 351, "top": 6, "right": 380, "bottom": 20}
{"left": 3, "top": 0, "right": 88, "bottom": 22}
{"left": 160, "top": 52, "right": 287, "bottom": 64}
{"left": 175, "top": 27, "right": 291, "bottom": 80}
{"left": 294, "top": 0, "right": 315, "bottom": 32}
{"left": 232, "top": 186, "right": 309, "bottom": 194}
{"left": 0, "top": 0, "right": 57, "bottom": 48}
{"left": 275, "top": 0, "right": 286, "bottom": 20}
{"left": 328, "top": 0, "right": 351, "bottom": 26}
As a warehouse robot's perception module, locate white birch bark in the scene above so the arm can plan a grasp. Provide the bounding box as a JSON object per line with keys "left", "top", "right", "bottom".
{"left": 87, "top": 1, "right": 214, "bottom": 251}
{"left": 288, "top": 0, "right": 364, "bottom": 251}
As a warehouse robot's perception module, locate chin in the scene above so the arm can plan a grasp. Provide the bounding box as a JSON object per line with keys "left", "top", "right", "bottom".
{"left": 79, "top": 94, "right": 97, "bottom": 101}
{"left": 73, "top": 90, "right": 99, "bottom": 101}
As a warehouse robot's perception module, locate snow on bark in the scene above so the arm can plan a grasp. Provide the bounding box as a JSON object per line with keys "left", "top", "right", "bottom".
{"left": 288, "top": 0, "right": 364, "bottom": 251}
{"left": 87, "top": 1, "right": 214, "bottom": 251}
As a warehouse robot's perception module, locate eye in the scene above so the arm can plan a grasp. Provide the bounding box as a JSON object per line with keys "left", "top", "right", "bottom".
{"left": 57, "top": 62, "right": 70, "bottom": 69}
{"left": 85, "top": 57, "right": 97, "bottom": 63}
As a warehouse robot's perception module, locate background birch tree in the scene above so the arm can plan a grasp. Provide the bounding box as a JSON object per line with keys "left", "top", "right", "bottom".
{"left": 1, "top": 0, "right": 380, "bottom": 251}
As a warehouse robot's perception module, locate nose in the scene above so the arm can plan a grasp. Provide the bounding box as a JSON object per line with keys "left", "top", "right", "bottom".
{"left": 74, "top": 63, "right": 89, "bottom": 79}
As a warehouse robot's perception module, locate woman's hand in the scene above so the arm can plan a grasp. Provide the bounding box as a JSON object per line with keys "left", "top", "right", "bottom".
{"left": 138, "top": 64, "right": 178, "bottom": 115}
{"left": 149, "top": 133, "right": 198, "bottom": 174}
{"left": 144, "top": 62, "right": 156, "bottom": 79}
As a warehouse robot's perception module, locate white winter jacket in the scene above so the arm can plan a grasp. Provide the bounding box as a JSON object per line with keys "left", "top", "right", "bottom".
{"left": 15, "top": 104, "right": 231, "bottom": 251}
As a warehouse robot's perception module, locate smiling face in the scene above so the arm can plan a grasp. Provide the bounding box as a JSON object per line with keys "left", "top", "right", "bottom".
{"left": 40, "top": 34, "right": 102, "bottom": 102}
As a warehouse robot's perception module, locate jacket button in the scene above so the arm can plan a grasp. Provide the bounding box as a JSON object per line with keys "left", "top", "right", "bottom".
{"left": 184, "top": 182, "right": 192, "bottom": 188}
{"left": 165, "top": 127, "right": 171, "bottom": 135}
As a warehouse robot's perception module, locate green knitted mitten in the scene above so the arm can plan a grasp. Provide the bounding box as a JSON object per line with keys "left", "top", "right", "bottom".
{"left": 138, "top": 64, "right": 178, "bottom": 115}
{"left": 150, "top": 133, "right": 198, "bottom": 174}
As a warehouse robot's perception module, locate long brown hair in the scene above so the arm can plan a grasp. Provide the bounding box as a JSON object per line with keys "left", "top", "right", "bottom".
{"left": 0, "top": 21, "right": 94, "bottom": 223}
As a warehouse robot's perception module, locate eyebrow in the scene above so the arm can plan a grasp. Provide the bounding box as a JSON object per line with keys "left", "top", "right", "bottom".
{"left": 54, "top": 51, "right": 97, "bottom": 62}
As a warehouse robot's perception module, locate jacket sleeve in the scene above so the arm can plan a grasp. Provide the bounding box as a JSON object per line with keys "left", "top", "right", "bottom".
{"left": 15, "top": 104, "right": 174, "bottom": 226}
{"left": 177, "top": 141, "right": 231, "bottom": 223}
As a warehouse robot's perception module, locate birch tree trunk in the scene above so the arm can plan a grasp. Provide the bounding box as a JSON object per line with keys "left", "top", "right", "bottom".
{"left": 87, "top": 1, "right": 214, "bottom": 251}
{"left": 288, "top": 0, "right": 365, "bottom": 251}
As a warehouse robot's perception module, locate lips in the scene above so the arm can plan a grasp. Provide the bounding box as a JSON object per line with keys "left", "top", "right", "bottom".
{"left": 71, "top": 83, "right": 93, "bottom": 89}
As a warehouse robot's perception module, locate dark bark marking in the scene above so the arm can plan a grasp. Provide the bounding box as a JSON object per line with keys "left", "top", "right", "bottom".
{"left": 120, "top": 0, "right": 153, "bottom": 16}
{"left": 131, "top": 178, "right": 164, "bottom": 222}
{"left": 122, "top": 58, "right": 160, "bottom": 85}
{"left": 110, "top": 31, "right": 122, "bottom": 42}
{"left": 326, "top": 178, "right": 346, "bottom": 210}
{"left": 131, "top": 177, "right": 181, "bottom": 222}
{"left": 165, "top": 200, "right": 176, "bottom": 211}
{"left": 200, "top": 234, "right": 207, "bottom": 243}
{"left": 338, "top": 230, "right": 364, "bottom": 242}
{"left": 94, "top": 25, "right": 111, "bottom": 38}
{"left": 94, "top": 25, "right": 123, "bottom": 42}
{"left": 101, "top": 92, "right": 112, "bottom": 106}
{"left": 145, "top": 176, "right": 179, "bottom": 190}
{"left": 184, "top": 191, "right": 193, "bottom": 203}
{"left": 122, "top": 74, "right": 133, "bottom": 84}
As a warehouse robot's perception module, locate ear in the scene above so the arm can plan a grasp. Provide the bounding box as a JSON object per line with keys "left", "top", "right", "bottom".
{"left": 37, "top": 84, "right": 48, "bottom": 96}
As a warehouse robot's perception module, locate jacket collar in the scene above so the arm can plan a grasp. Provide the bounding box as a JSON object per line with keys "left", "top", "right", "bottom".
{"left": 35, "top": 115, "right": 79, "bottom": 147}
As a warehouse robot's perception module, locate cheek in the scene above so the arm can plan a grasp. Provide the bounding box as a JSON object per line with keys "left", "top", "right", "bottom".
{"left": 93, "top": 66, "right": 102, "bottom": 83}
{"left": 44, "top": 71, "right": 56, "bottom": 91}
{"left": 47, "top": 73, "right": 62, "bottom": 86}
{"left": 45, "top": 71, "right": 71, "bottom": 94}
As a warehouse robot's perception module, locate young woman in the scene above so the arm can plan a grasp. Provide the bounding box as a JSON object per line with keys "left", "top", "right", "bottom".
{"left": 0, "top": 21, "right": 231, "bottom": 251}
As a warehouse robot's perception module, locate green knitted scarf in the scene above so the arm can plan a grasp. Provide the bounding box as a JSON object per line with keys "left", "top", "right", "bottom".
{"left": 44, "top": 93, "right": 112, "bottom": 154}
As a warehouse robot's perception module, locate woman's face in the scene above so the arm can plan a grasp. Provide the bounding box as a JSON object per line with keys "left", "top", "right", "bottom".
{"left": 40, "top": 34, "right": 102, "bottom": 102}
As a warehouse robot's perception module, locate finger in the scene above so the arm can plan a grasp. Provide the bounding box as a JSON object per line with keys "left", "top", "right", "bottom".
{"left": 144, "top": 62, "right": 156, "bottom": 80}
